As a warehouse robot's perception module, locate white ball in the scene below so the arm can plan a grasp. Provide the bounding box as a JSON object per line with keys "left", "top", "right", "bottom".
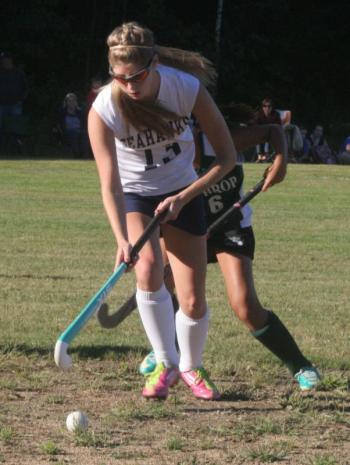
{"left": 66, "top": 411, "right": 88, "bottom": 433}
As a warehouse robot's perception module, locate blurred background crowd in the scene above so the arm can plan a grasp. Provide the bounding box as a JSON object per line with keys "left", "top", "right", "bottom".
{"left": 0, "top": 1, "right": 349, "bottom": 162}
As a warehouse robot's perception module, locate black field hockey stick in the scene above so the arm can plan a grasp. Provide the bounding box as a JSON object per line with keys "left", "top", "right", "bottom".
{"left": 96, "top": 177, "right": 265, "bottom": 329}
{"left": 97, "top": 264, "right": 173, "bottom": 329}
{"left": 54, "top": 210, "right": 166, "bottom": 369}
{"left": 206, "top": 177, "right": 265, "bottom": 237}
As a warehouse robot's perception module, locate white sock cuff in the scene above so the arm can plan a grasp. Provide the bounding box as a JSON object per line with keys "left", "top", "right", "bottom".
{"left": 176, "top": 306, "right": 210, "bottom": 325}
{"left": 136, "top": 283, "right": 169, "bottom": 303}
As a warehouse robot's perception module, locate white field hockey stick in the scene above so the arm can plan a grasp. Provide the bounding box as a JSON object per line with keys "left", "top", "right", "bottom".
{"left": 54, "top": 210, "right": 166, "bottom": 369}
{"left": 97, "top": 177, "right": 265, "bottom": 329}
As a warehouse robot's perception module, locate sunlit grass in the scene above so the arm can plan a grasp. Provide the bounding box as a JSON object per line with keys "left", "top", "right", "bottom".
{"left": 0, "top": 160, "right": 349, "bottom": 465}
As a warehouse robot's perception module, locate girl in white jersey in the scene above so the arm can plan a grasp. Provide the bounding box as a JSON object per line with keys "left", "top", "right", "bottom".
{"left": 88, "top": 21, "right": 243, "bottom": 400}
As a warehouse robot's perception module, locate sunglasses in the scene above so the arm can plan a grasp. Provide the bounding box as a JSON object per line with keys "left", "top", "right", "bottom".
{"left": 109, "top": 56, "right": 154, "bottom": 85}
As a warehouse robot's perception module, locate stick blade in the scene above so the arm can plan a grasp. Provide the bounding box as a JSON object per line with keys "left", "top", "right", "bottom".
{"left": 96, "top": 296, "right": 137, "bottom": 329}
{"left": 54, "top": 340, "right": 72, "bottom": 369}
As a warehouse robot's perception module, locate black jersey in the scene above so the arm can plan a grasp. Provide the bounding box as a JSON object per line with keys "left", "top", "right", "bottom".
{"left": 197, "top": 131, "right": 246, "bottom": 229}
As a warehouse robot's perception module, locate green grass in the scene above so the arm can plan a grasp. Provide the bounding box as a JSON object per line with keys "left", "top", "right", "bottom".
{"left": 0, "top": 426, "right": 15, "bottom": 443}
{"left": 167, "top": 436, "right": 185, "bottom": 450}
{"left": 309, "top": 456, "right": 340, "bottom": 465}
{"left": 1, "top": 161, "right": 349, "bottom": 365}
{"left": 40, "top": 440, "right": 60, "bottom": 455}
{"left": 0, "top": 160, "right": 349, "bottom": 465}
{"left": 245, "top": 442, "right": 289, "bottom": 462}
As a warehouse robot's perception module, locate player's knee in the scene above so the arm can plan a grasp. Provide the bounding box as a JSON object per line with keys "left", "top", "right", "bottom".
{"left": 180, "top": 296, "right": 207, "bottom": 319}
{"left": 230, "top": 295, "right": 267, "bottom": 328}
{"left": 229, "top": 294, "right": 253, "bottom": 323}
{"left": 136, "top": 258, "right": 163, "bottom": 290}
{"left": 232, "top": 303, "right": 251, "bottom": 324}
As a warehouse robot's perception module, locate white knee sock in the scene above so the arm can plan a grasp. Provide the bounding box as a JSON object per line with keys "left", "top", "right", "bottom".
{"left": 175, "top": 307, "right": 209, "bottom": 372}
{"left": 136, "top": 284, "right": 179, "bottom": 367}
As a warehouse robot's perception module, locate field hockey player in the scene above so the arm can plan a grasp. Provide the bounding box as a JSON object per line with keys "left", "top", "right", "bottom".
{"left": 88, "top": 21, "right": 238, "bottom": 400}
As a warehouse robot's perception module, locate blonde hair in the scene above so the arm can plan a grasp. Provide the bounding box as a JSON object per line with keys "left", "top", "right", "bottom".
{"left": 107, "top": 21, "right": 217, "bottom": 137}
{"left": 63, "top": 92, "right": 80, "bottom": 110}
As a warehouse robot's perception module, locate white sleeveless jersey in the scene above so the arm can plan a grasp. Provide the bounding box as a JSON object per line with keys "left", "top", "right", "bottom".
{"left": 201, "top": 136, "right": 252, "bottom": 228}
{"left": 92, "top": 65, "right": 199, "bottom": 195}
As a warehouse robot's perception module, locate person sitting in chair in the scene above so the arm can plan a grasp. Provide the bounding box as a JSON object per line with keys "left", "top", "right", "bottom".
{"left": 337, "top": 135, "right": 350, "bottom": 165}
{"left": 254, "top": 97, "right": 282, "bottom": 162}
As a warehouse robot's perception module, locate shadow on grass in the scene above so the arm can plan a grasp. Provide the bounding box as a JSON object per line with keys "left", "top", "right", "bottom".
{"left": 0, "top": 273, "right": 74, "bottom": 281}
{"left": 0, "top": 343, "right": 149, "bottom": 359}
{"left": 182, "top": 405, "right": 281, "bottom": 414}
{"left": 71, "top": 344, "right": 150, "bottom": 360}
{"left": 220, "top": 390, "right": 258, "bottom": 402}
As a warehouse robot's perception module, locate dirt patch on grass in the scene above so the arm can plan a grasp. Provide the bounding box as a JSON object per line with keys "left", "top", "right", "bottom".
{"left": 0, "top": 356, "right": 349, "bottom": 465}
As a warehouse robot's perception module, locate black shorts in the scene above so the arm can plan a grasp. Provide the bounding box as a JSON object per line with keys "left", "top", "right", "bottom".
{"left": 207, "top": 226, "right": 255, "bottom": 262}
{"left": 124, "top": 189, "right": 207, "bottom": 236}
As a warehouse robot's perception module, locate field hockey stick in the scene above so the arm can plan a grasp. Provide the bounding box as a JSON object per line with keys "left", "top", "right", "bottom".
{"left": 206, "top": 177, "right": 265, "bottom": 237}
{"left": 97, "top": 176, "right": 265, "bottom": 329}
{"left": 54, "top": 210, "right": 166, "bottom": 369}
{"left": 97, "top": 264, "right": 172, "bottom": 329}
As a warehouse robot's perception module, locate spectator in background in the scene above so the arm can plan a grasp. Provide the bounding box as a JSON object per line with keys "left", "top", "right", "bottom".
{"left": 276, "top": 108, "right": 292, "bottom": 127}
{"left": 58, "top": 92, "right": 89, "bottom": 158}
{"left": 254, "top": 97, "right": 282, "bottom": 162}
{"left": 295, "top": 126, "right": 312, "bottom": 163}
{"left": 276, "top": 107, "right": 304, "bottom": 162}
{"left": 0, "top": 51, "right": 28, "bottom": 143}
{"left": 307, "top": 125, "right": 336, "bottom": 164}
{"left": 337, "top": 135, "right": 350, "bottom": 165}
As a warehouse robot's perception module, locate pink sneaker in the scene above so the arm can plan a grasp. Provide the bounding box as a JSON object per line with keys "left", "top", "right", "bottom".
{"left": 142, "top": 362, "right": 179, "bottom": 399}
{"left": 180, "top": 367, "right": 221, "bottom": 400}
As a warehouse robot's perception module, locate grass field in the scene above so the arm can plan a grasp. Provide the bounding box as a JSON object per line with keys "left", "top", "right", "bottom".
{"left": 0, "top": 159, "right": 349, "bottom": 465}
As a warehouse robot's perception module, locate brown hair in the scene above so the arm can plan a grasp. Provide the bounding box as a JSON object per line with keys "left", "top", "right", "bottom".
{"left": 107, "top": 21, "right": 217, "bottom": 137}
{"left": 220, "top": 103, "right": 255, "bottom": 128}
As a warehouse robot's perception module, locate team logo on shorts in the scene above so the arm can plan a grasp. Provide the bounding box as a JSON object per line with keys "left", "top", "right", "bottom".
{"left": 224, "top": 231, "right": 243, "bottom": 246}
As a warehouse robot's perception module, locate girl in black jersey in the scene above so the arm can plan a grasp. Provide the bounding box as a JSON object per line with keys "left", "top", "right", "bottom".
{"left": 141, "top": 120, "right": 321, "bottom": 391}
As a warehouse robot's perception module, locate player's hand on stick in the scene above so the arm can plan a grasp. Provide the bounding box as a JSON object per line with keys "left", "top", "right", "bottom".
{"left": 262, "top": 154, "right": 287, "bottom": 191}
{"left": 115, "top": 241, "right": 137, "bottom": 272}
{"left": 155, "top": 194, "right": 184, "bottom": 222}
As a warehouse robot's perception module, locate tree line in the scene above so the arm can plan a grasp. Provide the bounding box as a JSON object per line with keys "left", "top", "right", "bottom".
{"left": 1, "top": 0, "right": 349, "bottom": 145}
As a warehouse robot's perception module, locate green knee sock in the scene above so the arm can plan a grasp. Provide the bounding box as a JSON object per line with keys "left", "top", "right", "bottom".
{"left": 251, "top": 311, "right": 310, "bottom": 375}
